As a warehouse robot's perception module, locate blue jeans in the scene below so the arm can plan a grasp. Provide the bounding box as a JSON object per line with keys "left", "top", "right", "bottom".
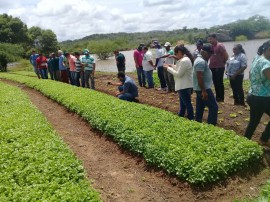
{"left": 136, "top": 66, "right": 146, "bottom": 87}
{"left": 39, "top": 68, "right": 48, "bottom": 79}
{"left": 178, "top": 88, "right": 194, "bottom": 120}
{"left": 195, "top": 89, "right": 218, "bottom": 125}
{"left": 158, "top": 66, "right": 167, "bottom": 88}
{"left": 75, "top": 71, "right": 85, "bottom": 87}
{"left": 144, "top": 70, "right": 154, "bottom": 88}
{"left": 70, "top": 71, "right": 76, "bottom": 85}
{"left": 118, "top": 86, "right": 135, "bottom": 101}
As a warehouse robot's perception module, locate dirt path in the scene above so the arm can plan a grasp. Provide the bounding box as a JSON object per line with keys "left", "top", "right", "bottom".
{"left": 4, "top": 80, "right": 270, "bottom": 202}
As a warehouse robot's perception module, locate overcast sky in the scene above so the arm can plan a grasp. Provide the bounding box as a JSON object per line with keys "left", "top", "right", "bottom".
{"left": 1, "top": 0, "right": 270, "bottom": 42}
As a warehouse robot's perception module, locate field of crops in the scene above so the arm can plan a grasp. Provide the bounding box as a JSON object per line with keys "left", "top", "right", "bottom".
{"left": 0, "top": 73, "right": 263, "bottom": 185}
{"left": 0, "top": 81, "right": 101, "bottom": 201}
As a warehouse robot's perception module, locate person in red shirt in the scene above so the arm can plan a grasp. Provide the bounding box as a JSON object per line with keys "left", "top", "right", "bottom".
{"left": 134, "top": 44, "right": 146, "bottom": 87}
{"left": 208, "top": 33, "right": 229, "bottom": 102}
{"left": 36, "top": 53, "right": 48, "bottom": 79}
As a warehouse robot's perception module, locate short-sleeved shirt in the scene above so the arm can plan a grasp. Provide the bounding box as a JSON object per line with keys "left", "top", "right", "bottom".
{"left": 75, "top": 58, "right": 83, "bottom": 72}
{"left": 193, "top": 56, "right": 213, "bottom": 91}
{"left": 59, "top": 55, "right": 67, "bottom": 70}
{"left": 165, "top": 49, "right": 174, "bottom": 65}
{"left": 226, "top": 53, "right": 247, "bottom": 76}
{"left": 122, "top": 76, "right": 138, "bottom": 97}
{"left": 116, "top": 53, "right": 125, "bottom": 68}
{"left": 68, "top": 55, "right": 76, "bottom": 72}
{"left": 30, "top": 54, "right": 39, "bottom": 67}
{"left": 155, "top": 48, "right": 165, "bottom": 67}
{"left": 36, "top": 56, "right": 47, "bottom": 69}
{"left": 81, "top": 55, "right": 95, "bottom": 71}
{"left": 134, "top": 49, "right": 143, "bottom": 66}
{"left": 249, "top": 55, "right": 270, "bottom": 97}
{"left": 142, "top": 51, "right": 154, "bottom": 71}
{"left": 209, "top": 42, "right": 227, "bottom": 68}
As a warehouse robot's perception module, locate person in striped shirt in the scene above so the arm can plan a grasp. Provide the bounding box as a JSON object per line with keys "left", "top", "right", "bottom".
{"left": 74, "top": 52, "right": 85, "bottom": 87}
{"left": 81, "top": 49, "right": 95, "bottom": 89}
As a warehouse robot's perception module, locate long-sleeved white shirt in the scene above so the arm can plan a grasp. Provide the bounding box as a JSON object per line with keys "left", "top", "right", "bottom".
{"left": 167, "top": 56, "right": 193, "bottom": 91}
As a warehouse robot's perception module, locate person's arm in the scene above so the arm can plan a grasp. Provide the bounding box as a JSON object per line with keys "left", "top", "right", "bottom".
{"left": 29, "top": 56, "right": 32, "bottom": 64}
{"left": 108, "top": 81, "right": 122, "bottom": 86}
{"left": 92, "top": 63, "right": 96, "bottom": 75}
{"left": 159, "top": 54, "right": 170, "bottom": 59}
{"left": 197, "top": 71, "right": 208, "bottom": 101}
{"left": 263, "top": 68, "right": 270, "bottom": 80}
{"left": 148, "top": 60, "right": 155, "bottom": 70}
{"left": 167, "top": 59, "right": 190, "bottom": 78}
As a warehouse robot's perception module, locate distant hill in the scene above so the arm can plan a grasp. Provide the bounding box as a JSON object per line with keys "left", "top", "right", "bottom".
{"left": 59, "top": 15, "right": 270, "bottom": 52}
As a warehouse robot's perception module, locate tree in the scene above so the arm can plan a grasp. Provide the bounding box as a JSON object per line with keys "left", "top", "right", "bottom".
{"left": 40, "top": 29, "right": 58, "bottom": 55}
{"left": 0, "top": 14, "right": 28, "bottom": 44}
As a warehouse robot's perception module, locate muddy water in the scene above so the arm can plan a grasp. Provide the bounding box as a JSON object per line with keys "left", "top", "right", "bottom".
{"left": 95, "top": 39, "right": 270, "bottom": 79}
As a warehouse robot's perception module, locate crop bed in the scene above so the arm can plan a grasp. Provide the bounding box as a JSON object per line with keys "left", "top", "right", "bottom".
{"left": 0, "top": 73, "right": 263, "bottom": 184}
{"left": 0, "top": 81, "right": 101, "bottom": 201}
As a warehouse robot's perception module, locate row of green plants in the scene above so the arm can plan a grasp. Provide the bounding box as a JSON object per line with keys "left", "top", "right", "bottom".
{"left": 0, "top": 81, "right": 101, "bottom": 201}
{"left": 0, "top": 73, "right": 262, "bottom": 184}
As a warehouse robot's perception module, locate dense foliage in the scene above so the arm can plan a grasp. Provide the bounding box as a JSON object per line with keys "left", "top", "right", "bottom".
{"left": 0, "top": 82, "right": 101, "bottom": 201}
{"left": 0, "top": 73, "right": 263, "bottom": 184}
{"left": 0, "top": 14, "right": 58, "bottom": 67}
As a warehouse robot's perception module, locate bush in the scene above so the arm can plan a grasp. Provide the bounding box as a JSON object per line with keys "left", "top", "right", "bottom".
{"left": 235, "top": 35, "right": 248, "bottom": 41}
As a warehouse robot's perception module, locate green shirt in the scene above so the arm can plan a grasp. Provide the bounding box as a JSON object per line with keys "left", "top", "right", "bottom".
{"left": 249, "top": 55, "right": 270, "bottom": 97}
{"left": 81, "top": 55, "right": 95, "bottom": 71}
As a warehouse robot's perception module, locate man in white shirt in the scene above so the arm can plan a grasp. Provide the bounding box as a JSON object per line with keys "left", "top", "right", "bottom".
{"left": 142, "top": 46, "right": 155, "bottom": 88}
{"left": 154, "top": 41, "right": 167, "bottom": 91}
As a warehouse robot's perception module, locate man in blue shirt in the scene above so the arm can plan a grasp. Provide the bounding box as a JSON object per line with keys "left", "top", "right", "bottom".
{"left": 108, "top": 72, "right": 138, "bottom": 102}
{"left": 29, "top": 50, "right": 40, "bottom": 79}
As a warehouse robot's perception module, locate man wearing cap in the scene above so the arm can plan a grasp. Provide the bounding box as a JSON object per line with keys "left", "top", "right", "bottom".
{"left": 160, "top": 42, "right": 175, "bottom": 92}
{"left": 58, "top": 50, "right": 69, "bottom": 83}
{"left": 81, "top": 49, "right": 96, "bottom": 89}
{"left": 114, "top": 50, "right": 126, "bottom": 73}
{"left": 193, "top": 39, "right": 203, "bottom": 59}
{"left": 133, "top": 44, "right": 146, "bottom": 87}
{"left": 154, "top": 41, "right": 167, "bottom": 91}
{"left": 208, "top": 33, "right": 229, "bottom": 102}
{"left": 29, "top": 50, "right": 40, "bottom": 79}
{"left": 193, "top": 44, "right": 218, "bottom": 125}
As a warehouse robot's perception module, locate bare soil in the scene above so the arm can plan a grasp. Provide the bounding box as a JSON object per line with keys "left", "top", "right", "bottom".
{"left": 3, "top": 75, "right": 270, "bottom": 202}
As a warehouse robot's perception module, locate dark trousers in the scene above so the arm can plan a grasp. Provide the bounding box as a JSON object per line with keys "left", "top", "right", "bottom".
{"left": 60, "top": 70, "right": 69, "bottom": 84}
{"left": 230, "top": 75, "right": 245, "bottom": 105}
{"left": 164, "top": 69, "right": 175, "bottom": 91}
{"left": 211, "top": 67, "right": 225, "bottom": 102}
{"left": 136, "top": 66, "right": 146, "bottom": 87}
{"left": 157, "top": 66, "right": 167, "bottom": 88}
{"left": 84, "top": 70, "right": 95, "bottom": 89}
{"left": 117, "top": 66, "right": 125, "bottom": 73}
{"left": 67, "top": 68, "right": 74, "bottom": 85}
{"left": 118, "top": 86, "right": 135, "bottom": 102}
{"left": 53, "top": 70, "right": 60, "bottom": 81}
{"left": 178, "top": 88, "right": 194, "bottom": 120}
{"left": 244, "top": 94, "right": 270, "bottom": 141}
{"left": 195, "top": 89, "right": 218, "bottom": 125}
{"left": 75, "top": 71, "right": 85, "bottom": 87}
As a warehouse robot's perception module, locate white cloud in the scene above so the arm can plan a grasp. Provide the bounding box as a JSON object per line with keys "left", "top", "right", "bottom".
{"left": 0, "top": 0, "right": 270, "bottom": 41}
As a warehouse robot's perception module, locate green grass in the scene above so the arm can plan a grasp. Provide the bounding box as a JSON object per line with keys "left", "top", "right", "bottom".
{"left": 0, "top": 81, "right": 101, "bottom": 201}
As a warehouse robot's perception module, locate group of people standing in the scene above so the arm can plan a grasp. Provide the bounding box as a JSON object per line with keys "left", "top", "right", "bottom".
{"left": 29, "top": 35, "right": 270, "bottom": 145}
{"left": 29, "top": 49, "right": 96, "bottom": 89}
{"left": 131, "top": 34, "right": 269, "bottom": 145}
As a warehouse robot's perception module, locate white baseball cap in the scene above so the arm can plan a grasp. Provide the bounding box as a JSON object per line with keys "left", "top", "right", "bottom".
{"left": 164, "top": 42, "right": 171, "bottom": 47}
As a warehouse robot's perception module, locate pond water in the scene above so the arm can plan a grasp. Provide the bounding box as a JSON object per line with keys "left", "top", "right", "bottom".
{"left": 94, "top": 38, "right": 270, "bottom": 79}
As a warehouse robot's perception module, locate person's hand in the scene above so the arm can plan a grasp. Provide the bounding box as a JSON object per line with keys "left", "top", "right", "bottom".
{"left": 163, "top": 64, "right": 169, "bottom": 69}
{"left": 92, "top": 71, "right": 95, "bottom": 76}
{"left": 153, "top": 66, "right": 156, "bottom": 70}
{"left": 202, "top": 90, "right": 208, "bottom": 101}
{"left": 230, "top": 75, "right": 236, "bottom": 80}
